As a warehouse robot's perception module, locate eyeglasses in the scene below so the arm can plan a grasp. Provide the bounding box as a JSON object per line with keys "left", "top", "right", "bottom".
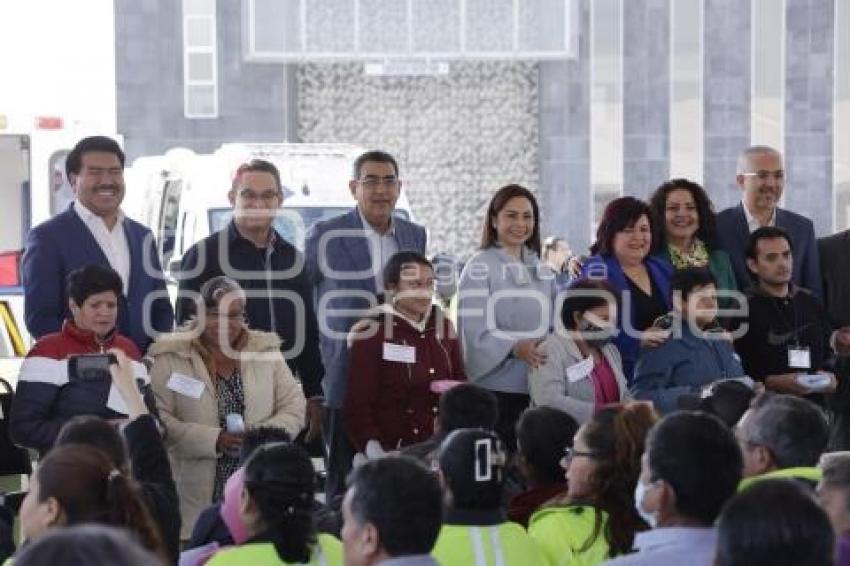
{"left": 563, "top": 447, "right": 598, "bottom": 461}
{"left": 237, "top": 188, "right": 281, "bottom": 203}
{"left": 358, "top": 176, "right": 400, "bottom": 189}
{"left": 740, "top": 170, "right": 784, "bottom": 182}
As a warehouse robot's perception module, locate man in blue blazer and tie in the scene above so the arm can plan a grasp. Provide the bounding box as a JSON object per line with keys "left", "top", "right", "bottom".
{"left": 716, "top": 145, "right": 823, "bottom": 298}
{"left": 21, "top": 136, "right": 174, "bottom": 353}
{"left": 305, "top": 150, "right": 427, "bottom": 501}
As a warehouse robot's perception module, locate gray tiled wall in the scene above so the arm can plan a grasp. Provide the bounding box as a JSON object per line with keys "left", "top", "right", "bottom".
{"left": 783, "top": 0, "right": 834, "bottom": 235}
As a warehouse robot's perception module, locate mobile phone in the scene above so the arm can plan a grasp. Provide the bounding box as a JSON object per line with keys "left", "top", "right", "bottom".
{"left": 68, "top": 353, "right": 118, "bottom": 382}
{"left": 0, "top": 491, "right": 27, "bottom": 514}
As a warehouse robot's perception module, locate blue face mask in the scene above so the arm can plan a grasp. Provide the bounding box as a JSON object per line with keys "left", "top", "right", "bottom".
{"left": 634, "top": 479, "right": 659, "bottom": 528}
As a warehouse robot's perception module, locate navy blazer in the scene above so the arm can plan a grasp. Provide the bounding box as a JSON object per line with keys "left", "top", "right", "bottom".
{"left": 304, "top": 209, "right": 427, "bottom": 408}
{"left": 21, "top": 204, "right": 174, "bottom": 353}
{"left": 819, "top": 230, "right": 850, "bottom": 328}
{"left": 716, "top": 204, "right": 823, "bottom": 299}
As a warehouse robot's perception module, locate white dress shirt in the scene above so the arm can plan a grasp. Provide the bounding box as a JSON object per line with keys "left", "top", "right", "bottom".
{"left": 74, "top": 200, "right": 131, "bottom": 295}
{"left": 358, "top": 207, "right": 399, "bottom": 294}
{"left": 742, "top": 200, "right": 777, "bottom": 233}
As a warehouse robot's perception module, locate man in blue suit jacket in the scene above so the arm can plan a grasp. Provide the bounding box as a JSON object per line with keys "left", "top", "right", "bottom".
{"left": 304, "top": 150, "right": 426, "bottom": 501}
{"left": 21, "top": 136, "right": 173, "bottom": 353}
{"left": 716, "top": 145, "right": 823, "bottom": 298}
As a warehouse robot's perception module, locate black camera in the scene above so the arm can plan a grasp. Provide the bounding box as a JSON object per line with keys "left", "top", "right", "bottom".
{"left": 68, "top": 353, "right": 118, "bottom": 382}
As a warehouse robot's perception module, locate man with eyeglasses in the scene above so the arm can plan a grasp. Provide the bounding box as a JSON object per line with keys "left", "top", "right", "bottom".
{"left": 22, "top": 136, "right": 174, "bottom": 354}
{"left": 176, "top": 159, "right": 325, "bottom": 444}
{"left": 716, "top": 145, "right": 823, "bottom": 298}
{"left": 304, "top": 150, "right": 426, "bottom": 503}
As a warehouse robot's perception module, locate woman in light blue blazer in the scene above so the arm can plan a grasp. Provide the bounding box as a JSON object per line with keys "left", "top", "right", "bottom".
{"left": 457, "top": 184, "right": 555, "bottom": 450}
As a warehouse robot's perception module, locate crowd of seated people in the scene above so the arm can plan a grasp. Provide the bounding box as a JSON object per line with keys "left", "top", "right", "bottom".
{"left": 3, "top": 138, "right": 850, "bottom": 565}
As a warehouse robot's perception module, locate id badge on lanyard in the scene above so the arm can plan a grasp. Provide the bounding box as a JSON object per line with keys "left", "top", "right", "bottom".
{"left": 788, "top": 346, "right": 811, "bottom": 370}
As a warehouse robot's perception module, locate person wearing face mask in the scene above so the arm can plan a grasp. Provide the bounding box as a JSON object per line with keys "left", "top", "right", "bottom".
{"left": 344, "top": 252, "right": 465, "bottom": 461}
{"left": 602, "top": 411, "right": 742, "bottom": 565}
{"left": 529, "top": 279, "right": 629, "bottom": 424}
{"left": 631, "top": 268, "right": 749, "bottom": 414}
{"left": 528, "top": 402, "right": 657, "bottom": 564}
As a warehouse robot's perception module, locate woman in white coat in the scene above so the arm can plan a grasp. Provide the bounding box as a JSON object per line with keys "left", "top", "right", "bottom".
{"left": 148, "top": 276, "right": 305, "bottom": 540}
{"left": 530, "top": 278, "right": 629, "bottom": 424}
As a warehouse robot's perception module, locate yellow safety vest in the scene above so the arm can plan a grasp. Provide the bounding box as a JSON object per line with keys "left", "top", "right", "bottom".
{"left": 528, "top": 505, "right": 610, "bottom": 566}
{"left": 738, "top": 466, "right": 822, "bottom": 491}
{"left": 205, "top": 533, "right": 342, "bottom": 566}
{"left": 431, "top": 521, "right": 548, "bottom": 566}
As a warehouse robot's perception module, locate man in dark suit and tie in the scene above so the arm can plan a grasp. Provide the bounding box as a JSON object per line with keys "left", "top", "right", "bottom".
{"left": 716, "top": 145, "right": 823, "bottom": 298}
{"left": 305, "top": 150, "right": 427, "bottom": 502}
{"left": 21, "top": 136, "right": 174, "bottom": 353}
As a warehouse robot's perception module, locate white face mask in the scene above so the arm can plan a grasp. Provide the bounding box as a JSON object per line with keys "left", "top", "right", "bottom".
{"left": 634, "top": 479, "right": 659, "bottom": 528}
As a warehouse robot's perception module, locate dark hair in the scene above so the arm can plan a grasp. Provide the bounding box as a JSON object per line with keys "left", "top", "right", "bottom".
{"left": 35, "top": 444, "right": 165, "bottom": 558}
{"left": 240, "top": 426, "right": 292, "bottom": 464}
{"left": 742, "top": 393, "right": 829, "bottom": 469}
{"left": 198, "top": 275, "right": 244, "bottom": 309}
{"left": 66, "top": 265, "right": 123, "bottom": 307}
{"left": 242, "top": 443, "right": 316, "bottom": 563}
{"left": 383, "top": 251, "right": 433, "bottom": 290}
{"left": 438, "top": 384, "right": 499, "bottom": 434}
{"left": 15, "top": 524, "right": 159, "bottom": 566}
{"left": 231, "top": 159, "right": 282, "bottom": 193}
{"left": 698, "top": 381, "right": 755, "bottom": 428}
{"left": 590, "top": 197, "right": 654, "bottom": 256}
{"left": 56, "top": 416, "right": 128, "bottom": 473}
{"left": 347, "top": 457, "right": 443, "bottom": 557}
{"left": 480, "top": 184, "right": 542, "bottom": 256}
{"left": 65, "top": 136, "right": 125, "bottom": 183}
{"left": 716, "top": 479, "right": 835, "bottom": 566}
{"left": 560, "top": 278, "right": 619, "bottom": 330}
{"left": 352, "top": 150, "right": 400, "bottom": 179}
{"left": 516, "top": 407, "right": 578, "bottom": 485}
{"left": 745, "top": 226, "right": 794, "bottom": 261}
{"left": 670, "top": 267, "right": 716, "bottom": 301}
{"left": 576, "top": 402, "right": 658, "bottom": 556}
{"left": 439, "top": 428, "right": 506, "bottom": 510}
{"left": 647, "top": 412, "right": 742, "bottom": 524}
{"left": 649, "top": 179, "right": 719, "bottom": 251}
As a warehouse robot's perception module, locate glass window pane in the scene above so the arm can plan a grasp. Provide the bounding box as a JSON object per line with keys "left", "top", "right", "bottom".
{"left": 465, "top": 0, "right": 513, "bottom": 53}
{"left": 253, "top": 0, "right": 299, "bottom": 53}
{"left": 412, "top": 0, "right": 460, "bottom": 53}
{"left": 186, "top": 17, "right": 213, "bottom": 47}
{"left": 186, "top": 84, "right": 217, "bottom": 117}
{"left": 183, "top": 0, "right": 215, "bottom": 17}
{"left": 519, "top": 0, "right": 566, "bottom": 52}
{"left": 306, "top": 0, "right": 354, "bottom": 52}
{"left": 187, "top": 52, "right": 214, "bottom": 82}
{"left": 359, "top": 0, "right": 408, "bottom": 53}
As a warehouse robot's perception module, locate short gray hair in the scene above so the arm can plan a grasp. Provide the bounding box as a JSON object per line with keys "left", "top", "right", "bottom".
{"left": 744, "top": 393, "right": 828, "bottom": 469}
{"left": 736, "top": 145, "right": 783, "bottom": 174}
{"left": 820, "top": 452, "right": 850, "bottom": 488}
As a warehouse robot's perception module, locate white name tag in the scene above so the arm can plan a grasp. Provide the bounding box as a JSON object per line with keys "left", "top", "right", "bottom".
{"left": 167, "top": 373, "right": 205, "bottom": 399}
{"left": 567, "top": 356, "right": 595, "bottom": 383}
{"left": 788, "top": 347, "right": 811, "bottom": 370}
{"left": 383, "top": 343, "right": 416, "bottom": 364}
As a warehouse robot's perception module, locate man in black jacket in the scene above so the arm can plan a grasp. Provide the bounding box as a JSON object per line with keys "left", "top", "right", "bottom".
{"left": 55, "top": 353, "right": 180, "bottom": 564}
{"left": 175, "top": 159, "right": 324, "bottom": 442}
